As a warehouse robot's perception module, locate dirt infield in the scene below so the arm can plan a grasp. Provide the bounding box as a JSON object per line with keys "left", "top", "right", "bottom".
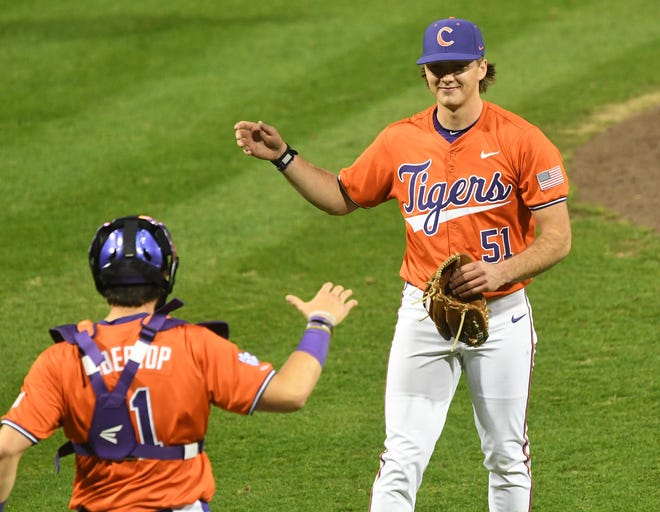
{"left": 569, "top": 94, "right": 659, "bottom": 233}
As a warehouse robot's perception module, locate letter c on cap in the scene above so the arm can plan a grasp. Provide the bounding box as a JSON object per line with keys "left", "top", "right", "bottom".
{"left": 437, "top": 27, "right": 454, "bottom": 47}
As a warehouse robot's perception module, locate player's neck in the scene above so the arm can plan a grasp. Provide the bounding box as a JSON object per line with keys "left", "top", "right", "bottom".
{"left": 435, "top": 97, "right": 483, "bottom": 131}
{"left": 105, "top": 301, "right": 158, "bottom": 322}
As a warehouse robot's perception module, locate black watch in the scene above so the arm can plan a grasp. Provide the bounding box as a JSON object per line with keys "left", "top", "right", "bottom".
{"left": 271, "top": 144, "right": 298, "bottom": 172}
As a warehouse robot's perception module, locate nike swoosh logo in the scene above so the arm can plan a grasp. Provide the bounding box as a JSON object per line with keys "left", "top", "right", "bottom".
{"left": 449, "top": 130, "right": 460, "bottom": 135}
{"left": 511, "top": 313, "right": 527, "bottom": 323}
{"left": 480, "top": 150, "right": 500, "bottom": 159}
{"left": 405, "top": 202, "right": 511, "bottom": 232}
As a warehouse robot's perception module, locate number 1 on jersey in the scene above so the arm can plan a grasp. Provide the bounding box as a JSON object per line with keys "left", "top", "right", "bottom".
{"left": 129, "top": 387, "right": 163, "bottom": 446}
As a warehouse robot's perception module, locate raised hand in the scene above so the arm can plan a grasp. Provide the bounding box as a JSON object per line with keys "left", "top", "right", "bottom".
{"left": 234, "top": 120, "right": 287, "bottom": 161}
{"left": 285, "top": 282, "right": 358, "bottom": 326}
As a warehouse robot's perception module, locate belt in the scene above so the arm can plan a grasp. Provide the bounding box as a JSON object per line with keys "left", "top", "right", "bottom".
{"left": 78, "top": 498, "right": 209, "bottom": 511}
{"left": 78, "top": 508, "right": 173, "bottom": 512}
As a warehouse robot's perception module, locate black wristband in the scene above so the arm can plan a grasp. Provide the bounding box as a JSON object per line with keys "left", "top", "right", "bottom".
{"left": 307, "top": 315, "right": 335, "bottom": 334}
{"left": 270, "top": 144, "right": 298, "bottom": 172}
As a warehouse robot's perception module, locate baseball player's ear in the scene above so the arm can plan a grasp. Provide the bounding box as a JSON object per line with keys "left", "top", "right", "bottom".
{"left": 478, "top": 59, "right": 488, "bottom": 79}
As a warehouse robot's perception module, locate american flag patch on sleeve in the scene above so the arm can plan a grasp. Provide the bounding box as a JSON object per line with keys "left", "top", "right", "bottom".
{"left": 536, "top": 166, "right": 564, "bottom": 190}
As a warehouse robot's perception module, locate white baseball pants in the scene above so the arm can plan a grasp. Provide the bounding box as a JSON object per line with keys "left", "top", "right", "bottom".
{"left": 369, "top": 283, "right": 536, "bottom": 512}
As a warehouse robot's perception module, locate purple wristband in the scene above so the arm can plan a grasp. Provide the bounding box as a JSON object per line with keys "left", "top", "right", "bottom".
{"left": 0, "top": 500, "right": 6, "bottom": 512}
{"left": 296, "top": 327, "right": 331, "bottom": 367}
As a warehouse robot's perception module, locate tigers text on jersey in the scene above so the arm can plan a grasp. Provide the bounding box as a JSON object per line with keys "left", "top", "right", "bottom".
{"left": 1, "top": 314, "right": 275, "bottom": 512}
{"left": 338, "top": 101, "right": 569, "bottom": 298}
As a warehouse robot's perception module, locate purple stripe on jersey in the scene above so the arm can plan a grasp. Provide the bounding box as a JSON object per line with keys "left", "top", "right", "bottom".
{"left": 528, "top": 196, "right": 567, "bottom": 211}
{"left": 248, "top": 370, "right": 276, "bottom": 415}
{"left": 0, "top": 419, "right": 39, "bottom": 444}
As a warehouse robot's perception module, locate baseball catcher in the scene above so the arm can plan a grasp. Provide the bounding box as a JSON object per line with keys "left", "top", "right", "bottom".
{"left": 423, "top": 253, "right": 489, "bottom": 350}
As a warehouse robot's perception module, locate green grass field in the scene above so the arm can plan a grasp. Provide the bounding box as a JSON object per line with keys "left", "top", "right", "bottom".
{"left": 1, "top": 1, "right": 658, "bottom": 510}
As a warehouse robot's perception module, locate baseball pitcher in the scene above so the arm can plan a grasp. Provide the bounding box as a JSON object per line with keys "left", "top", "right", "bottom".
{"left": 234, "top": 16, "right": 571, "bottom": 512}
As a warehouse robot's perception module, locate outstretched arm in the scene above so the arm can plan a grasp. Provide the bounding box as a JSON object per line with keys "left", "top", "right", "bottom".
{"left": 0, "top": 425, "right": 33, "bottom": 507}
{"left": 234, "top": 120, "right": 358, "bottom": 215}
{"left": 256, "top": 282, "right": 358, "bottom": 412}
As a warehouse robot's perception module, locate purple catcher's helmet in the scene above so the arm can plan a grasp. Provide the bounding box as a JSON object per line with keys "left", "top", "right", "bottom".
{"left": 89, "top": 215, "right": 178, "bottom": 296}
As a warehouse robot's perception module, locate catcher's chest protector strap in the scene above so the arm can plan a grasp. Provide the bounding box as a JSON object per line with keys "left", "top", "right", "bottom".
{"left": 50, "top": 299, "right": 209, "bottom": 472}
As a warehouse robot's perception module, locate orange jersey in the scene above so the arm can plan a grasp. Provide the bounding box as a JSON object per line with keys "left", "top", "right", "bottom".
{"left": 339, "top": 101, "right": 569, "bottom": 298}
{"left": 2, "top": 313, "right": 275, "bottom": 511}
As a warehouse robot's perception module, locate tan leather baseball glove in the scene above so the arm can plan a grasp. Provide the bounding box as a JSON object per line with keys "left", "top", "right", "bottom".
{"left": 422, "top": 253, "right": 489, "bottom": 349}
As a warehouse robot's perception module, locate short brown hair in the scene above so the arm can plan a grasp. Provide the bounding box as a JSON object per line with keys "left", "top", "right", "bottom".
{"left": 101, "top": 284, "right": 166, "bottom": 307}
